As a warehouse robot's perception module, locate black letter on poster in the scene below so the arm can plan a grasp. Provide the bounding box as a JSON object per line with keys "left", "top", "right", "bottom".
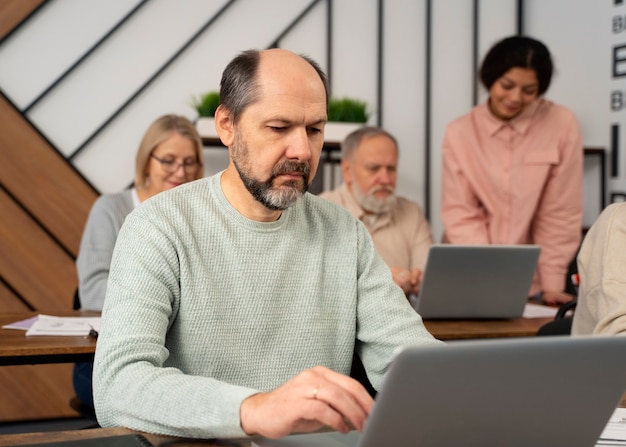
{"left": 613, "top": 45, "right": 626, "bottom": 77}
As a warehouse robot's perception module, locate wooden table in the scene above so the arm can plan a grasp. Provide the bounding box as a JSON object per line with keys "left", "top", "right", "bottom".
{"left": 0, "top": 312, "right": 560, "bottom": 443}
{"left": 0, "top": 427, "right": 254, "bottom": 447}
{"left": 424, "top": 316, "right": 554, "bottom": 340}
{"left": 0, "top": 312, "right": 97, "bottom": 366}
{"left": 3, "top": 391, "right": 625, "bottom": 447}
{"left": 0, "top": 311, "right": 552, "bottom": 367}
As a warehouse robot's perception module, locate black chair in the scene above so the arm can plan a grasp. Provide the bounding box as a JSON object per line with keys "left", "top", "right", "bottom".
{"left": 536, "top": 300, "right": 577, "bottom": 336}
{"left": 536, "top": 249, "right": 580, "bottom": 337}
{"left": 73, "top": 287, "right": 81, "bottom": 310}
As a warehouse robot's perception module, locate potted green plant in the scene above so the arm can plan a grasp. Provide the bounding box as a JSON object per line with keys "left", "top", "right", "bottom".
{"left": 192, "top": 91, "right": 220, "bottom": 138}
{"left": 325, "top": 97, "right": 370, "bottom": 143}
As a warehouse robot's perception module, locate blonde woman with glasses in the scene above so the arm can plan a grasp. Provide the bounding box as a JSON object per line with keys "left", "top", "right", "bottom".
{"left": 73, "top": 114, "right": 203, "bottom": 409}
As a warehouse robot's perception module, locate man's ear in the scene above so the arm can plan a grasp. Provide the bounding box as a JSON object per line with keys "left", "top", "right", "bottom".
{"left": 341, "top": 159, "right": 353, "bottom": 184}
{"left": 215, "top": 105, "right": 235, "bottom": 147}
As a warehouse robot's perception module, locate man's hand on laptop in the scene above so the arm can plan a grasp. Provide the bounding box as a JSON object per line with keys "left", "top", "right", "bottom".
{"left": 239, "top": 366, "right": 374, "bottom": 439}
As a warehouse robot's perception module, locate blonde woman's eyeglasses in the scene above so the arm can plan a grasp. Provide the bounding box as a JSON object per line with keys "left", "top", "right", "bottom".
{"left": 151, "top": 155, "right": 200, "bottom": 173}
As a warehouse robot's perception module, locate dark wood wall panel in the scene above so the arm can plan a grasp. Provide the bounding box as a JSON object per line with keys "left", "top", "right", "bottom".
{"left": 0, "top": 4, "right": 100, "bottom": 421}
{"left": 0, "top": 0, "right": 45, "bottom": 41}
{"left": 0, "top": 189, "right": 78, "bottom": 311}
{"left": 0, "top": 365, "right": 79, "bottom": 421}
{"left": 0, "top": 281, "right": 29, "bottom": 312}
{"left": 0, "top": 97, "right": 98, "bottom": 257}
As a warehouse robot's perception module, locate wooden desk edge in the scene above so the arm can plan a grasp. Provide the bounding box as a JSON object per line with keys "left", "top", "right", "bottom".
{"left": 0, "top": 427, "right": 253, "bottom": 447}
{"left": 423, "top": 317, "right": 554, "bottom": 340}
{"left": 0, "top": 312, "right": 98, "bottom": 366}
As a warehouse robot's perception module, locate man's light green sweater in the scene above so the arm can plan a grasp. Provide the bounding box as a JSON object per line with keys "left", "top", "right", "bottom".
{"left": 93, "top": 173, "right": 439, "bottom": 438}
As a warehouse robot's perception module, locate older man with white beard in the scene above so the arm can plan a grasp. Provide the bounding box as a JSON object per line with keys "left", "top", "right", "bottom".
{"left": 321, "top": 127, "right": 433, "bottom": 297}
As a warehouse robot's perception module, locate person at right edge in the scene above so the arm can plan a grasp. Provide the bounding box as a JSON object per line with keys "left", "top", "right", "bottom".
{"left": 572, "top": 202, "right": 626, "bottom": 335}
{"left": 440, "top": 35, "right": 583, "bottom": 306}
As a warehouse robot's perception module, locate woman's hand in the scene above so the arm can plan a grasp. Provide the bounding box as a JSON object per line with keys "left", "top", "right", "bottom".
{"left": 541, "top": 290, "right": 575, "bottom": 306}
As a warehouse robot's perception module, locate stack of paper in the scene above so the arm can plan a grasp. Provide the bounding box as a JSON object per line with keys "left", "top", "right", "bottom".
{"left": 2, "top": 314, "right": 100, "bottom": 336}
{"left": 522, "top": 302, "right": 559, "bottom": 318}
{"left": 597, "top": 408, "right": 626, "bottom": 446}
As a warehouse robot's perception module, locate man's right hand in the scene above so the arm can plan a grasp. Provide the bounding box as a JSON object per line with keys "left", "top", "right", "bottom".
{"left": 239, "top": 366, "right": 374, "bottom": 439}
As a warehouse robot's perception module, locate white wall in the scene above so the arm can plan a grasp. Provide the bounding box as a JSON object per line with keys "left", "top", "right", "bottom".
{"left": 0, "top": 0, "right": 618, "bottom": 238}
{"left": 524, "top": 0, "right": 616, "bottom": 228}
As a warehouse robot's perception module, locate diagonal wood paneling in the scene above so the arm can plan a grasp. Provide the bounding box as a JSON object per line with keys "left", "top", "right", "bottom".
{"left": 0, "top": 104, "right": 96, "bottom": 421}
{"left": 0, "top": 0, "right": 45, "bottom": 42}
{"left": 0, "top": 188, "right": 78, "bottom": 311}
{"left": 0, "top": 280, "right": 29, "bottom": 312}
{"left": 0, "top": 3, "right": 99, "bottom": 422}
{"left": 0, "top": 96, "right": 98, "bottom": 258}
{"left": 0, "top": 365, "right": 79, "bottom": 421}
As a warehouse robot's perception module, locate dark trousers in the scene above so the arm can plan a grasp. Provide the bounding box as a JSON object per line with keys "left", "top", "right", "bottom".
{"left": 72, "top": 361, "right": 94, "bottom": 410}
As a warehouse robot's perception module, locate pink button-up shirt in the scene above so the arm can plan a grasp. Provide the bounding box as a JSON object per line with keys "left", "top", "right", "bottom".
{"left": 441, "top": 99, "right": 583, "bottom": 295}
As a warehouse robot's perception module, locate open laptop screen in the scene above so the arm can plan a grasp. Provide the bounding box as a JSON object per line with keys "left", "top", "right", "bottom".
{"left": 413, "top": 244, "right": 540, "bottom": 319}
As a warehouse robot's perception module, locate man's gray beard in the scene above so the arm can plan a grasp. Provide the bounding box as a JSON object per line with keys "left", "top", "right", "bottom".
{"left": 232, "top": 133, "right": 310, "bottom": 211}
{"left": 353, "top": 184, "right": 397, "bottom": 214}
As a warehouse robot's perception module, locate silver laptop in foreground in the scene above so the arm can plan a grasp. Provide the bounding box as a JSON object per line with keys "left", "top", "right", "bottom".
{"left": 412, "top": 244, "right": 540, "bottom": 319}
{"left": 252, "top": 336, "right": 626, "bottom": 447}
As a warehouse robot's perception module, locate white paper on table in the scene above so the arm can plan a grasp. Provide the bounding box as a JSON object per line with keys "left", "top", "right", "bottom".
{"left": 522, "top": 303, "right": 559, "bottom": 318}
{"left": 596, "top": 408, "right": 626, "bottom": 445}
{"left": 25, "top": 314, "right": 101, "bottom": 336}
{"left": 2, "top": 316, "right": 39, "bottom": 330}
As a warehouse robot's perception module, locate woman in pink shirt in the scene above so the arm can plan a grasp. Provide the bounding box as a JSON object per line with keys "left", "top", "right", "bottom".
{"left": 441, "top": 35, "right": 583, "bottom": 306}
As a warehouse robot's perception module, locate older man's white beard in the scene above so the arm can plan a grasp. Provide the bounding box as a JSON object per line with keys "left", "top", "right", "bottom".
{"left": 353, "top": 184, "right": 397, "bottom": 214}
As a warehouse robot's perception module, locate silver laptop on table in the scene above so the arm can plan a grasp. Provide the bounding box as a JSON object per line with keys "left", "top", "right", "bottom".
{"left": 412, "top": 244, "right": 540, "bottom": 319}
{"left": 252, "top": 336, "right": 626, "bottom": 447}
